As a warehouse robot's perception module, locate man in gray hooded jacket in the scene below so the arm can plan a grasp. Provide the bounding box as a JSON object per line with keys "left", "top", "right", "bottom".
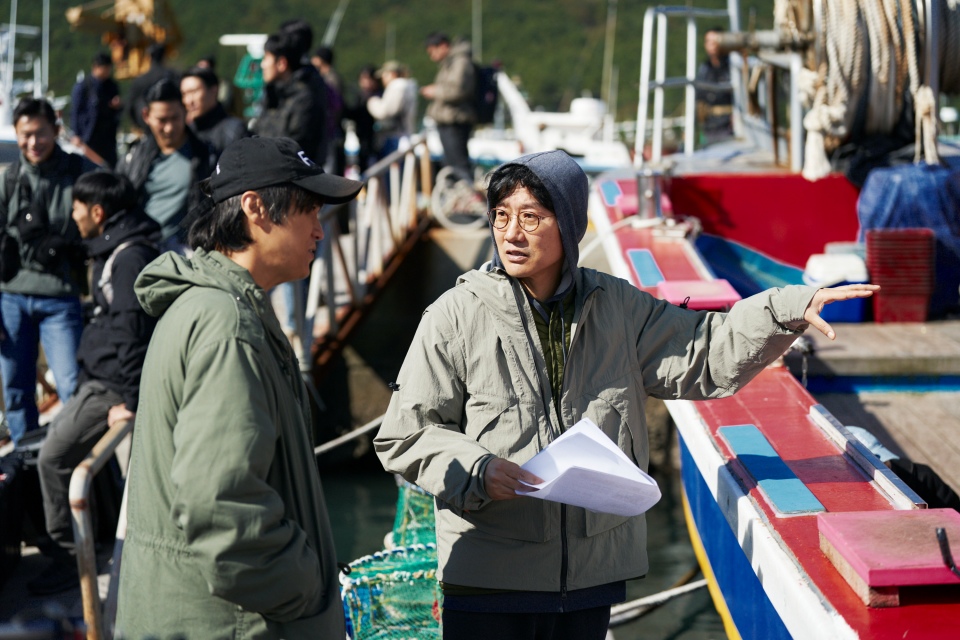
{"left": 374, "top": 150, "right": 877, "bottom": 639}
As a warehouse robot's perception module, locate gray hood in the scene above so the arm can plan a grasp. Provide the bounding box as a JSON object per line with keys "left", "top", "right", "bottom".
{"left": 490, "top": 150, "right": 589, "bottom": 284}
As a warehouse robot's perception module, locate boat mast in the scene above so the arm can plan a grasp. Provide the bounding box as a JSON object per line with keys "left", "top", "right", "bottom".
{"left": 41, "top": 0, "right": 48, "bottom": 95}
{"left": 472, "top": 0, "right": 482, "bottom": 62}
{"left": 2, "top": 0, "right": 18, "bottom": 126}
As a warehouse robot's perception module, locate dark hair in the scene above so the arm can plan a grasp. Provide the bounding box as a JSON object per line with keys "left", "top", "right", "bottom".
{"left": 314, "top": 45, "right": 334, "bottom": 65}
{"left": 93, "top": 52, "right": 112, "bottom": 67}
{"left": 705, "top": 26, "right": 725, "bottom": 36}
{"left": 13, "top": 98, "right": 57, "bottom": 128}
{"left": 144, "top": 78, "right": 182, "bottom": 105}
{"left": 72, "top": 172, "right": 138, "bottom": 220}
{"left": 486, "top": 163, "right": 555, "bottom": 213}
{"left": 182, "top": 66, "right": 219, "bottom": 89}
{"left": 425, "top": 32, "right": 450, "bottom": 47}
{"left": 279, "top": 19, "right": 313, "bottom": 60}
{"left": 148, "top": 43, "right": 166, "bottom": 65}
{"left": 264, "top": 32, "right": 302, "bottom": 70}
{"left": 189, "top": 183, "right": 325, "bottom": 253}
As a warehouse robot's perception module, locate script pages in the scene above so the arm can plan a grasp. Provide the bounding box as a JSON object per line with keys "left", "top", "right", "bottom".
{"left": 516, "top": 418, "right": 661, "bottom": 517}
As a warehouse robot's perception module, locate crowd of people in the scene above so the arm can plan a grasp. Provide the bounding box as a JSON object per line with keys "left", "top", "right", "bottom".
{"left": 0, "top": 18, "right": 482, "bottom": 603}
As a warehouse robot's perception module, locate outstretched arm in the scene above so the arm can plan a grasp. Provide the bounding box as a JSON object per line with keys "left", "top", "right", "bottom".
{"left": 803, "top": 284, "right": 880, "bottom": 340}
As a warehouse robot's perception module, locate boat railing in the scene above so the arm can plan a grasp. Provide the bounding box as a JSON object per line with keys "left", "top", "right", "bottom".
{"left": 291, "top": 135, "right": 434, "bottom": 373}
{"left": 635, "top": 5, "right": 733, "bottom": 166}
{"left": 635, "top": 4, "right": 807, "bottom": 173}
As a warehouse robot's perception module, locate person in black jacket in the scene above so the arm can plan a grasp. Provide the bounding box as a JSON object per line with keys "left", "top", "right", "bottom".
{"left": 181, "top": 66, "right": 248, "bottom": 157}
{"left": 126, "top": 43, "right": 179, "bottom": 131}
{"left": 70, "top": 52, "right": 121, "bottom": 167}
{"left": 253, "top": 29, "right": 327, "bottom": 162}
{"left": 117, "top": 79, "right": 215, "bottom": 254}
{"left": 29, "top": 171, "right": 160, "bottom": 595}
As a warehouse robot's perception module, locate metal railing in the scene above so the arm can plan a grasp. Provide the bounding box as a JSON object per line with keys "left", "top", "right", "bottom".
{"left": 289, "top": 136, "right": 435, "bottom": 372}
{"left": 69, "top": 418, "right": 132, "bottom": 640}
{"left": 635, "top": 5, "right": 733, "bottom": 166}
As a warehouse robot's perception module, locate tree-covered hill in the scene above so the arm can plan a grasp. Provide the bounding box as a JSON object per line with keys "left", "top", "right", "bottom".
{"left": 19, "top": 0, "right": 774, "bottom": 129}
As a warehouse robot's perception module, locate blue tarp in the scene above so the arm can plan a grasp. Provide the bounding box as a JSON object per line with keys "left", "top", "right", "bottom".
{"left": 857, "top": 162, "right": 960, "bottom": 317}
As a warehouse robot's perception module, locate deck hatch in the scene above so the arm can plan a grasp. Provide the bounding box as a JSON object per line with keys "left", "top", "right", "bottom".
{"left": 718, "top": 424, "right": 825, "bottom": 515}
{"left": 627, "top": 249, "right": 665, "bottom": 287}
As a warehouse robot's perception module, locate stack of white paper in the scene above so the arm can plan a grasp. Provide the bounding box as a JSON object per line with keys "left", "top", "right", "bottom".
{"left": 516, "top": 418, "right": 661, "bottom": 517}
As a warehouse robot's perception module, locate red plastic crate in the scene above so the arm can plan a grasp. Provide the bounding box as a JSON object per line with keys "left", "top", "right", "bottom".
{"left": 873, "top": 293, "right": 930, "bottom": 323}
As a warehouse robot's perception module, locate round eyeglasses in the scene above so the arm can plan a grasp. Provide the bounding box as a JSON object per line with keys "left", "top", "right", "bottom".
{"left": 488, "top": 209, "right": 549, "bottom": 232}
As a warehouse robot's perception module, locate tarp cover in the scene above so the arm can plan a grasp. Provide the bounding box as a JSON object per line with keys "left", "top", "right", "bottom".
{"left": 857, "top": 162, "right": 960, "bottom": 317}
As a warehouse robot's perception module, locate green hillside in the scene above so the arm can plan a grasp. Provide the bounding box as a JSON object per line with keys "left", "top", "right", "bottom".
{"left": 19, "top": 0, "right": 774, "bottom": 129}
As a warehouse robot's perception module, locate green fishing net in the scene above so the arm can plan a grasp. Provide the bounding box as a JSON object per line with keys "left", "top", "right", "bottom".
{"left": 342, "top": 479, "right": 441, "bottom": 639}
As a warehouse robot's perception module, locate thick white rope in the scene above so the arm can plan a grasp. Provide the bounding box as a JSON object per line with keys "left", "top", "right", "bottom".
{"left": 797, "top": 0, "right": 960, "bottom": 179}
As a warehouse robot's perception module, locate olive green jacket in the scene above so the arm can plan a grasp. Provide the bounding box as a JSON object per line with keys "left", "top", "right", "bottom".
{"left": 116, "top": 249, "right": 343, "bottom": 639}
{"left": 375, "top": 266, "right": 816, "bottom": 592}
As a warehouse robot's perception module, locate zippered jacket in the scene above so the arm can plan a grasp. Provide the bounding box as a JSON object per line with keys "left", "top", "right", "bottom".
{"left": 0, "top": 146, "right": 93, "bottom": 296}
{"left": 375, "top": 267, "right": 816, "bottom": 592}
{"left": 116, "top": 249, "right": 344, "bottom": 639}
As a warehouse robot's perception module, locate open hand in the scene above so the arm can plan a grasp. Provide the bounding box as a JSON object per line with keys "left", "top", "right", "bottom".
{"left": 804, "top": 284, "right": 880, "bottom": 340}
{"left": 484, "top": 457, "right": 544, "bottom": 500}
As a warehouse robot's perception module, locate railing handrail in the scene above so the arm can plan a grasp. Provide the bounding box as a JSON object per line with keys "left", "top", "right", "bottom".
{"left": 635, "top": 5, "right": 735, "bottom": 167}
{"left": 69, "top": 418, "right": 133, "bottom": 640}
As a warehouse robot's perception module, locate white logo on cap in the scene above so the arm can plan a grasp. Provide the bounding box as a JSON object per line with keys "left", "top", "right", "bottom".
{"left": 297, "top": 151, "right": 315, "bottom": 167}
{"left": 216, "top": 163, "right": 220, "bottom": 174}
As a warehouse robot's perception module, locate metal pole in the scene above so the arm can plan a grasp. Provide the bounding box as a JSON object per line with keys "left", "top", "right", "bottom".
{"left": 634, "top": 7, "right": 656, "bottom": 167}
{"left": 5, "top": 0, "right": 19, "bottom": 120}
{"left": 653, "top": 11, "right": 668, "bottom": 162}
{"left": 321, "top": 0, "right": 352, "bottom": 47}
{"left": 790, "top": 52, "right": 803, "bottom": 172}
{"left": 601, "top": 0, "right": 618, "bottom": 107}
{"left": 385, "top": 24, "right": 395, "bottom": 63}
{"left": 924, "top": 0, "right": 940, "bottom": 100}
{"left": 473, "top": 0, "right": 482, "bottom": 62}
{"left": 685, "top": 17, "right": 697, "bottom": 155}
{"left": 41, "top": 0, "right": 49, "bottom": 95}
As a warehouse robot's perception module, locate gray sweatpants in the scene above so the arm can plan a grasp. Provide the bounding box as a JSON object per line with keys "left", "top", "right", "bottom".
{"left": 37, "top": 380, "right": 124, "bottom": 552}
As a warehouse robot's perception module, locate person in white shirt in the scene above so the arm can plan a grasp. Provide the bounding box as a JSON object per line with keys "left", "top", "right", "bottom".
{"left": 367, "top": 60, "right": 419, "bottom": 158}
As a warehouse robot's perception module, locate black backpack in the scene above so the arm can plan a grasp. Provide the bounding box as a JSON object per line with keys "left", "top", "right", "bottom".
{"left": 473, "top": 63, "right": 499, "bottom": 125}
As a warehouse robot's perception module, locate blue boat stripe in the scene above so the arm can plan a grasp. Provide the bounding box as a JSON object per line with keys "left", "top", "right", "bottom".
{"left": 718, "top": 425, "right": 825, "bottom": 515}
{"left": 599, "top": 180, "right": 623, "bottom": 206}
{"left": 627, "top": 249, "right": 665, "bottom": 287}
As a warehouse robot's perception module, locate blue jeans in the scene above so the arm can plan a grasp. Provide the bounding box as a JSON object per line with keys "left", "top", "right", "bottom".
{"left": 0, "top": 293, "right": 83, "bottom": 445}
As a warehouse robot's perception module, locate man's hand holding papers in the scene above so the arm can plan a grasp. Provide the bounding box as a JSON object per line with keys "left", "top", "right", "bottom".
{"left": 514, "top": 418, "right": 661, "bottom": 517}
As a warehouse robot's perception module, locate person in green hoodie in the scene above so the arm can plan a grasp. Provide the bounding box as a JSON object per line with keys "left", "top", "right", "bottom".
{"left": 115, "top": 136, "right": 362, "bottom": 639}
{"left": 375, "top": 150, "right": 879, "bottom": 640}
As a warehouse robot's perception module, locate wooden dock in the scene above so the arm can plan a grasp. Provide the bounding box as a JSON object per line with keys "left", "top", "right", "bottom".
{"left": 783, "top": 320, "right": 960, "bottom": 497}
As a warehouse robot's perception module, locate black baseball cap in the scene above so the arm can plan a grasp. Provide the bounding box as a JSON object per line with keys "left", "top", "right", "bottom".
{"left": 210, "top": 136, "right": 362, "bottom": 204}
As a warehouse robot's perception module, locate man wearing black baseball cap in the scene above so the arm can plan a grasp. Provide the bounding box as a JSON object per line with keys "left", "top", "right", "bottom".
{"left": 115, "top": 136, "right": 362, "bottom": 639}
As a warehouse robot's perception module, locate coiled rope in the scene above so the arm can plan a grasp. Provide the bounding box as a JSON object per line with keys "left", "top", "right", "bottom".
{"left": 784, "top": 0, "right": 960, "bottom": 179}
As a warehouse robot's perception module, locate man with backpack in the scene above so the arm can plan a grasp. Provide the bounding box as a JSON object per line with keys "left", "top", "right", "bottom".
{"left": 0, "top": 98, "right": 94, "bottom": 447}
{"left": 421, "top": 32, "right": 476, "bottom": 179}
{"left": 29, "top": 171, "right": 160, "bottom": 595}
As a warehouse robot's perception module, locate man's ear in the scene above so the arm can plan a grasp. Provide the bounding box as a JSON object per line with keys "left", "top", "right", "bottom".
{"left": 239, "top": 191, "right": 270, "bottom": 231}
{"left": 276, "top": 56, "right": 290, "bottom": 75}
{"left": 91, "top": 204, "right": 107, "bottom": 227}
